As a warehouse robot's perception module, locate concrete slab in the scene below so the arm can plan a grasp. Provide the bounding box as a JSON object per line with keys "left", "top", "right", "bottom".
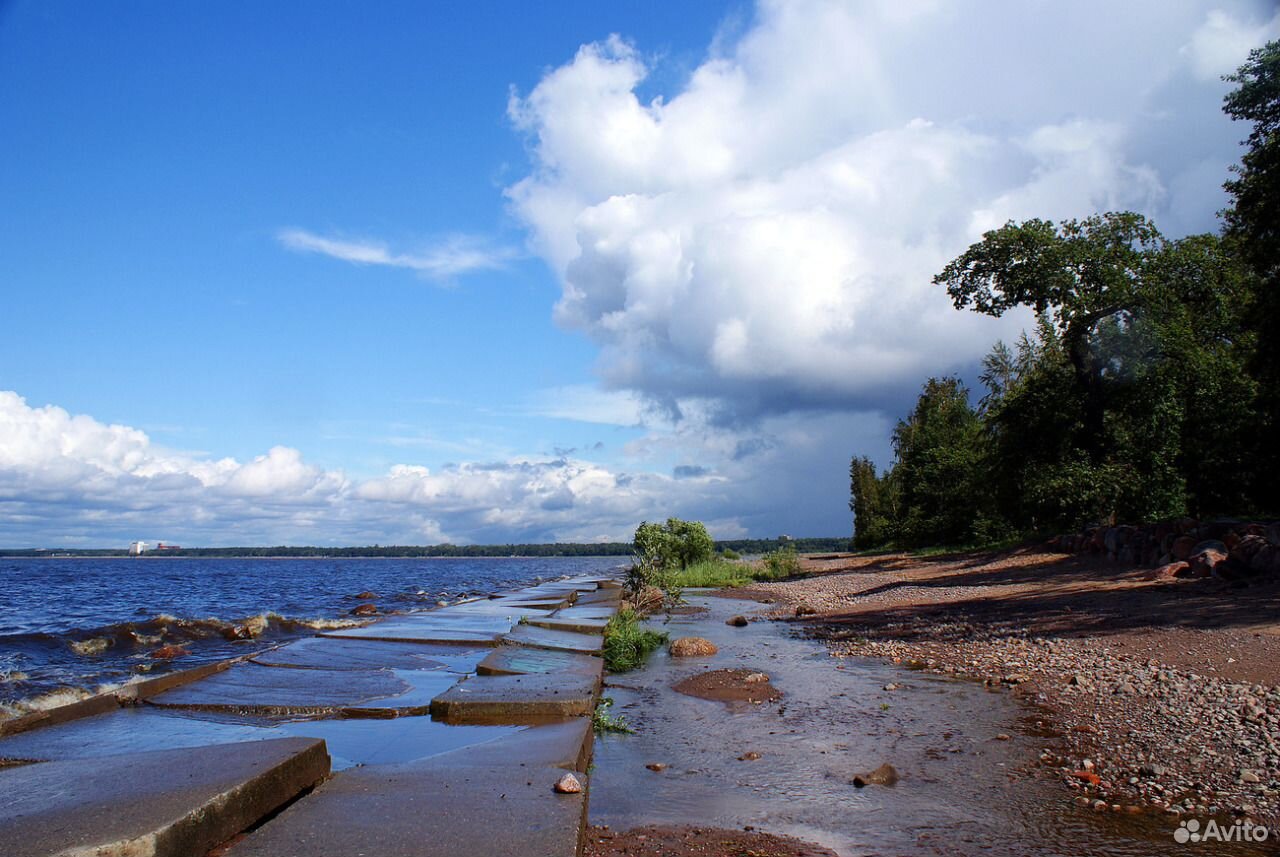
{"left": 476, "top": 647, "right": 604, "bottom": 681}
{"left": 228, "top": 760, "right": 586, "bottom": 857}
{"left": 554, "top": 605, "right": 618, "bottom": 621}
{"left": 252, "top": 637, "right": 485, "bottom": 674}
{"left": 574, "top": 587, "right": 624, "bottom": 606}
{"left": 432, "top": 718, "right": 593, "bottom": 772}
{"left": 503, "top": 623, "right": 604, "bottom": 654}
{"left": 148, "top": 662, "right": 460, "bottom": 717}
{"left": 321, "top": 615, "right": 512, "bottom": 646}
{"left": 430, "top": 673, "right": 599, "bottom": 723}
{"left": 526, "top": 615, "right": 609, "bottom": 634}
{"left": 0, "top": 737, "right": 329, "bottom": 857}
{"left": 0, "top": 707, "right": 524, "bottom": 773}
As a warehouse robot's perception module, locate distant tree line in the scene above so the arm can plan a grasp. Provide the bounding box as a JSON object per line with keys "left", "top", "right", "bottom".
{"left": 2, "top": 536, "right": 852, "bottom": 559}
{"left": 851, "top": 42, "right": 1280, "bottom": 550}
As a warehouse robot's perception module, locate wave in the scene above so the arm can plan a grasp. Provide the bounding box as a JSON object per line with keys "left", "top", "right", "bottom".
{"left": 0, "top": 611, "right": 370, "bottom": 658}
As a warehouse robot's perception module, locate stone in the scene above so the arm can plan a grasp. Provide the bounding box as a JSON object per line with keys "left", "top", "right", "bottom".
{"left": 1171, "top": 535, "right": 1198, "bottom": 561}
{"left": 739, "top": 751, "right": 762, "bottom": 761}
{"left": 354, "top": 591, "right": 377, "bottom": 599}
{"left": 852, "top": 763, "right": 899, "bottom": 787}
{"left": 0, "top": 738, "right": 329, "bottom": 857}
{"left": 669, "top": 637, "right": 718, "bottom": 657}
{"left": 151, "top": 644, "right": 190, "bottom": 659}
{"left": 1189, "top": 548, "right": 1228, "bottom": 578}
{"left": 726, "top": 615, "right": 749, "bottom": 627}
{"left": 1074, "top": 770, "right": 1102, "bottom": 786}
{"left": 794, "top": 604, "right": 818, "bottom": 617}
{"left": 1146, "top": 561, "right": 1189, "bottom": 581}
{"left": 1241, "top": 771, "right": 1261, "bottom": 784}
{"left": 645, "top": 762, "right": 668, "bottom": 772}
{"left": 350, "top": 603, "right": 378, "bottom": 616}
{"left": 883, "top": 683, "right": 899, "bottom": 691}
{"left": 554, "top": 772, "right": 582, "bottom": 794}
{"left": 744, "top": 672, "right": 769, "bottom": 684}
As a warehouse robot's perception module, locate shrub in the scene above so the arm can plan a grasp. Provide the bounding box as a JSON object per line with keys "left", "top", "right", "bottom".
{"left": 602, "top": 608, "right": 668, "bottom": 673}
{"left": 760, "top": 546, "right": 801, "bottom": 580}
{"left": 720, "top": 548, "right": 741, "bottom": 560}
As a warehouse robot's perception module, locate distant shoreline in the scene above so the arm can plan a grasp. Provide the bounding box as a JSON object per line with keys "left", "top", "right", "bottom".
{"left": 0, "top": 537, "right": 851, "bottom": 560}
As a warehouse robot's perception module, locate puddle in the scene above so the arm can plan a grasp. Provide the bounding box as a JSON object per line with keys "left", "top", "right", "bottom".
{"left": 588, "top": 592, "right": 1271, "bottom": 856}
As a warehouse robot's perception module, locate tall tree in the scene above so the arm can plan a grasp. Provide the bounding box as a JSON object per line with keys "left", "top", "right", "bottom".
{"left": 1223, "top": 39, "right": 1280, "bottom": 513}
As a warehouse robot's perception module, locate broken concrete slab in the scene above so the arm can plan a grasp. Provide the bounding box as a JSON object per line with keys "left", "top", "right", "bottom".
{"left": 502, "top": 623, "right": 604, "bottom": 654}
{"left": 476, "top": 647, "right": 604, "bottom": 681}
{"left": 227, "top": 760, "right": 587, "bottom": 857}
{"left": 574, "top": 587, "right": 623, "bottom": 607}
{"left": 553, "top": 605, "right": 618, "bottom": 621}
{"left": 430, "top": 672, "right": 598, "bottom": 723}
{"left": 252, "top": 637, "right": 483, "bottom": 673}
{"left": 0, "top": 737, "right": 329, "bottom": 857}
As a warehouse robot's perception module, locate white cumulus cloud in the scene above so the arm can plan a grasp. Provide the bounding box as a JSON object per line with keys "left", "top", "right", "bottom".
{"left": 507, "top": 0, "right": 1277, "bottom": 419}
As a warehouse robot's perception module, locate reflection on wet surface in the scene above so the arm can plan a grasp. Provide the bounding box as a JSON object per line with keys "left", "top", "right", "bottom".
{"left": 589, "top": 593, "right": 1272, "bottom": 857}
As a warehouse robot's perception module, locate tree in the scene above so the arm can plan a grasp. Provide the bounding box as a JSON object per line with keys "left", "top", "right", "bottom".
{"left": 890, "top": 377, "right": 986, "bottom": 546}
{"left": 633, "top": 518, "right": 714, "bottom": 570}
{"left": 849, "top": 455, "right": 898, "bottom": 549}
{"left": 934, "top": 212, "right": 1165, "bottom": 464}
{"left": 1223, "top": 39, "right": 1280, "bottom": 513}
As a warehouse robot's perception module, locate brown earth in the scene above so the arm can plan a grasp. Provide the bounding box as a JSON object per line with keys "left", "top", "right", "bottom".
{"left": 584, "top": 824, "right": 839, "bottom": 857}
{"left": 672, "top": 668, "right": 783, "bottom": 705}
{"left": 738, "top": 546, "right": 1280, "bottom": 823}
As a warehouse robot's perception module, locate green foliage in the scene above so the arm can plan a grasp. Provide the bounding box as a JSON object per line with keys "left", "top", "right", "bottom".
{"left": 719, "top": 548, "right": 741, "bottom": 560}
{"left": 761, "top": 546, "right": 801, "bottom": 579}
{"left": 633, "top": 518, "right": 715, "bottom": 570}
{"left": 601, "top": 608, "right": 668, "bottom": 673}
{"left": 591, "top": 696, "right": 634, "bottom": 734}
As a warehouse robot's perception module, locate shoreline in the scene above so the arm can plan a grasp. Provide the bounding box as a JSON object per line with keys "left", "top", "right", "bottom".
{"left": 747, "top": 547, "right": 1280, "bottom": 827}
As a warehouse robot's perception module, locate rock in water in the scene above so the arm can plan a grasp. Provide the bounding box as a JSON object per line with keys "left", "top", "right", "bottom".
{"left": 853, "top": 763, "right": 899, "bottom": 787}
{"left": 354, "top": 591, "right": 377, "bottom": 599}
{"left": 744, "top": 672, "right": 769, "bottom": 683}
{"left": 645, "top": 763, "right": 668, "bottom": 772}
{"left": 554, "top": 772, "right": 582, "bottom": 794}
{"left": 669, "top": 637, "right": 718, "bottom": 657}
{"left": 350, "top": 603, "right": 378, "bottom": 616}
{"left": 726, "top": 615, "right": 749, "bottom": 627}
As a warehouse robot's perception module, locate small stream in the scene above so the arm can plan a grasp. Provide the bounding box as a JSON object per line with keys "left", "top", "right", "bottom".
{"left": 588, "top": 592, "right": 1271, "bottom": 856}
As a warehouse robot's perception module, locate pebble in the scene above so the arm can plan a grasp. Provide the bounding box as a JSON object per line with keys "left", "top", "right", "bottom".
{"left": 554, "top": 773, "right": 582, "bottom": 794}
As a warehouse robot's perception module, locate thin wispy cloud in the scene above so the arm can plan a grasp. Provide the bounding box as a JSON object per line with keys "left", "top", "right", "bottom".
{"left": 278, "top": 228, "right": 516, "bottom": 280}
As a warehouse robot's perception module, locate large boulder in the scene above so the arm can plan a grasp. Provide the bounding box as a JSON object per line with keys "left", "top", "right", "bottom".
{"left": 1188, "top": 548, "right": 1228, "bottom": 579}
{"left": 1171, "top": 536, "right": 1198, "bottom": 562}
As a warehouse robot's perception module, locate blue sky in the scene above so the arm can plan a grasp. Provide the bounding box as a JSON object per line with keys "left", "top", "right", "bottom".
{"left": 1, "top": 1, "right": 1277, "bottom": 547}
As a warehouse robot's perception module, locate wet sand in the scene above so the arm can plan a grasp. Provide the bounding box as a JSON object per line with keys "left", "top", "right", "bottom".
{"left": 585, "top": 590, "right": 1271, "bottom": 856}
{"left": 751, "top": 547, "right": 1280, "bottom": 829}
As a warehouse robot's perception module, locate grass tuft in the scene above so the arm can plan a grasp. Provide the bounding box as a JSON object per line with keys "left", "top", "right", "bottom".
{"left": 602, "top": 608, "right": 668, "bottom": 673}
{"left": 591, "top": 696, "right": 634, "bottom": 734}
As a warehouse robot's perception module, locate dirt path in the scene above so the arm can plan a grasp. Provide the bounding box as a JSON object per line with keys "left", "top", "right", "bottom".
{"left": 747, "top": 547, "right": 1280, "bottom": 824}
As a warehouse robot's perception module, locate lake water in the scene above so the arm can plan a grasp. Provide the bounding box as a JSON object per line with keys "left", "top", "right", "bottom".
{"left": 0, "top": 555, "right": 626, "bottom": 715}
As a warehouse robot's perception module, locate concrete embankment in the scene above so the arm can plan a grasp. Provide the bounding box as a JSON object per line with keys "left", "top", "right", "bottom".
{"left": 0, "top": 575, "right": 621, "bottom": 857}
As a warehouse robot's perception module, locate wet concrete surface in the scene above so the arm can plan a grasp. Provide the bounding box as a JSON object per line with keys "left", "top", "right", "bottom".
{"left": 0, "top": 575, "right": 618, "bottom": 856}
{"left": 589, "top": 592, "right": 1273, "bottom": 857}
{"left": 504, "top": 623, "right": 605, "bottom": 654}
{"left": 432, "top": 671, "right": 601, "bottom": 722}
{"left": 477, "top": 646, "right": 605, "bottom": 679}
{"left": 528, "top": 615, "right": 612, "bottom": 634}
{"left": 0, "top": 737, "right": 329, "bottom": 857}
{"left": 251, "top": 637, "right": 483, "bottom": 673}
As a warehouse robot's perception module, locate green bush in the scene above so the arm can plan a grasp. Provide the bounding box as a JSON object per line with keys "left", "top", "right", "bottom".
{"left": 720, "top": 548, "right": 741, "bottom": 560}
{"left": 602, "top": 608, "right": 668, "bottom": 673}
{"left": 760, "top": 547, "right": 801, "bottom": 579}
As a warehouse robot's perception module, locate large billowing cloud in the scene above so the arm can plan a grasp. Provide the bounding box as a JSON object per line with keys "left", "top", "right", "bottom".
{"left": 0, "top": 391, "right": 755, "bottom": 546}
{"left": 507, "top": 0, "right": 1280, "bottom": 419}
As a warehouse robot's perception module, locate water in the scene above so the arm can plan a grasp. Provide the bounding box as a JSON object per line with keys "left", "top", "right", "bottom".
{"left": 590, "top": 593, "right": 1273, "bottom": 856}
{"left": 0, "top": 556, "right": 624, "bottom": 715}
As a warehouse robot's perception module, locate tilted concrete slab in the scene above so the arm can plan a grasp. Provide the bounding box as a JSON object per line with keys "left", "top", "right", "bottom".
{"left": 430, "top": 672, "right": 599, "bottom": 723}
{"left": 503, "top": 623, "right": 605, "bottom": 654}
{"left": 525, "top": 614, "right": 609, "bottom": 634}
{"left": 0, "top": 737, "right": 329, "bottom": 857}
{"left": 147, "top": 662, "right": 462, "bottom": 717}
{"left": 574, "top": 587, "right": 624, "bottom": 607}
{"left": 554, "top": 605, "right": 618, "bottom": 620}
{"left": 227, "top": 759, "right": 586, "bottom": 857}
{"left": 253, "top": 637, "right": 488, "bottom": 674}
{"left": 476, "top": 646, "right": 604, "bottom": 681}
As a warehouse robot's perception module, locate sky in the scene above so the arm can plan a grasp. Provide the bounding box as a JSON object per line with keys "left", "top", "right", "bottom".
{"left": 1, "top": 0, "right": 1277, "bottom": 548}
